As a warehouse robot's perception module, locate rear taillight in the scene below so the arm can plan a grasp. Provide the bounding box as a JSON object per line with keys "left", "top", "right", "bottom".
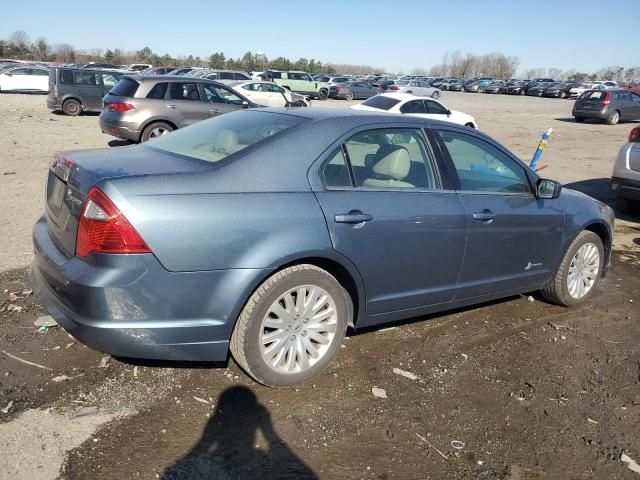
{"left": 335, "top": 87, "right": 341, "bottom": 93}
{"left": 76, "top": 187, "right": 151, "bottom": 257}
{"left": 630, "top": 127, "right": 640, "bottom": 142}
{"left": 602, "top": 92, "right": 611, "bottom": 106}
{"left": 388, "top": 86, "right": 399, "bottom": 91}
{"left": 106, "top": 102, "right": 135, "bottom": 112}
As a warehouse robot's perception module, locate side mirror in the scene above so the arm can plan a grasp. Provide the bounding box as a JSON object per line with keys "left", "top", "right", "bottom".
{"left": 536, "top": 178, "right": 562, "bottom": 199}
{"left": 446, "top": 109, "right": 452, "bottom": 116}
{"left": 242, "top": 100, "right": 249, "bottom": 109}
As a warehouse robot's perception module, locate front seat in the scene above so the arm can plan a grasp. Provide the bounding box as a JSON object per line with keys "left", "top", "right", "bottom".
{"left": 362, "top": 145, "right": 414, "bottom": 188}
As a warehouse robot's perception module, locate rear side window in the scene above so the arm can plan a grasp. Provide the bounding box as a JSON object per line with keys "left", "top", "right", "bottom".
{"left": 146, "top": 82, "right": 168, "bottom": 99}
{"left": 338, "top": 129, "right": 439, "bottom": 190}
{"left": 110, "top": 78, "right": 140, "bottom": 97}
{"left": 235, "top": 72, "right": 251, "bottom": 80}
{"left": 219, "top": 72, "right": 234, "bottom": 80}
{"left": 322, "top": 148, "right": 352, "bottom": 188}
{"left": 169, "top": 82, "right": 200, "bottom": 101}
{"left": 101, "top": 73, "right": 121, "bottom": 87}
{"left": 269, "top": 72, "right": 282, "bottom": 79}
{"left": 360, "top": 95, "right": 401, "bottom": 111}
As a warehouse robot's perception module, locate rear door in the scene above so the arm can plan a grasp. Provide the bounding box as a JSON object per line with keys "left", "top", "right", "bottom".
{"left": 434, "top": 127, "right": 563, "bottom": 298}
{"left": 165, "top": 82, "right": 209, "bottom": 127}
{"left": 629, "top": 92, "right": 640, "bottom": 118}
{"left": 311, "top": 126, "right": 467, "bottom": 325}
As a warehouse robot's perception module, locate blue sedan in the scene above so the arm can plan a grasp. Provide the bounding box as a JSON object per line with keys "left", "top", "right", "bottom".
{"left": 31, "top": 108, "right": 614, "bottom": 386}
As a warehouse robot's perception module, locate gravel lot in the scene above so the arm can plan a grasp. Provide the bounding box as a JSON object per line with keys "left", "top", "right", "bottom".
{"left": 0, "top": 92, "right": 639, "bottom": 479}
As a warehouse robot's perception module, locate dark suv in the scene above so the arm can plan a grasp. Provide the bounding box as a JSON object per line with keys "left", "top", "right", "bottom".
{"left": 99, "top": 75, "right": 258, "bottom": 142}
{"left": 48, "top": 67, "right": 125, "bottom": 116}
{"left": 573, "top": 89, "right": 640, "bottom": 125}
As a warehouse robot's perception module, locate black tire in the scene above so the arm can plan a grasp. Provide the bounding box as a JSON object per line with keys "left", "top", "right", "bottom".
{"left": 431, "top": 91, "right": 440, "bottom": 100}
{"left": 519, "top": 89, "right": 525, "bottom": 95}
{"left": 345, "top": 91, "right": 354, "bottom": 101}
{"left": 141, "top": 121, "right": 174, "bottom": 142}
{"left": 293, "top": 100, "right": 307, "bottom": 107}
{"left": 318, "top": 89, "right": 328, "bottom": 100}
{"left": 560, "top": 91, "right": 567, "bottom": 99}
{"left": 540, "top": 231, "right": 604, "bottom": 307}
{"left": 62, "top": 98, "right": 82, "bottom": 116}
{"left": 606, "top": 110, "right": 620, "bottom": 125}
{"left": 230, "top": 265, "right": 350, "bottom": 387}
{"left": 574, "top": 116, "right": 585, "bottom": 123}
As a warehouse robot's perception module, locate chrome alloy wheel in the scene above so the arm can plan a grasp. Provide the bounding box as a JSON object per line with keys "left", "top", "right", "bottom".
{"left": 149, "top": 126, "right": 169, "bottom": 138}
{"left": 567, "top": 242, "right": 600, "bottom": 299}
{"left": 260, "top": 285, "right": 338, "bottom": 374}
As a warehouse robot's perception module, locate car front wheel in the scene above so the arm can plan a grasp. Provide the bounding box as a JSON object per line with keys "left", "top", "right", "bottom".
{"left": 230, "top": 265, "right": 350, "bottom": 387}
{"left": 541, "top": 231, "right": 604, "bottom": 306}
{"left": 431, "top": 91, "right": 440, "bottom": 99}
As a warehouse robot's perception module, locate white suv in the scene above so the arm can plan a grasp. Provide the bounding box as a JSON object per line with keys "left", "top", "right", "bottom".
{"left": 611, "top": 126, "right": 640, "bottom": 213}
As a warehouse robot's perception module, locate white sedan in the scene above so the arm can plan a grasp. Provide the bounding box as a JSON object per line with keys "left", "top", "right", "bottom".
{"left": 225, "top": 80, "right": 310, "bottom": 107}
{"left": 351, "top": 93, "right": 478, "bottom": 128}
{"left": 0, "top": 65, "right": 49, "bottom": 93}
{"left": 387, "top": 80, "right": 441, "bottom": 99}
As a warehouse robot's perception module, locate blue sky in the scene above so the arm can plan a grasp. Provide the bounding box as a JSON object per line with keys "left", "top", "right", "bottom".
{"left": 3, "top": 0, "right": 638, "bottom": 73}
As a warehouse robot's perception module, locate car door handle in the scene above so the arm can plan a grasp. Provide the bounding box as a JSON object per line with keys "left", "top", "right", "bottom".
{"left": 473, "top": 210, "right": 496, "bottom": 222}
{"left": 335, "top": 211, "right": 373, "bottom": 224}
{"left": 167, "top": 104, "right": 177, "bottom": 109}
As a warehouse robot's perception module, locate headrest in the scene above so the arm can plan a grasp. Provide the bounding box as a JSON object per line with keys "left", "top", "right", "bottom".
{"left": 372, "top": 145, "right": 410, "bottom": 180}
{"left": 213, "top": 129, "right": 238, "bottom": 152}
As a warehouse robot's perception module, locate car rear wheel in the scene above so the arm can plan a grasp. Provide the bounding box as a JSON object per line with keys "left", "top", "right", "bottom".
{"left": 141, "top": 121, "right": 174, "bottom": 142}
{"left": 318, "top": 89, "right": 328, "bottom": 100}
{"left": 431, "top": 91, "right": 440, "bottom": 100}
{"left": 560, "top": 91, "right": 567, "bottom": 99}
{"left": 606, "top": 110, "right": 620, "bottom": 125}
{"left": 230, "top": 264, "right": 350, "bottom": 387}
{"left": 62, "top": 99, "right": 81, "bottom": 116}
{"left": 519, "top": 90, "right": 525, "bottom": 95}
{"left": 541, "top": 231, "right": 604, "bottom": 307}
{"left": 345, "top": 91, "right": 354, "bottom": 101}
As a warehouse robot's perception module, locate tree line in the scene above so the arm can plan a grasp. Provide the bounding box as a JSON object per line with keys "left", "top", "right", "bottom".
{"left": 418, "top": 51, "right": 640, "bottom": 83}
{"left": 1, "top": 31, "right": 638, "bottom": 82}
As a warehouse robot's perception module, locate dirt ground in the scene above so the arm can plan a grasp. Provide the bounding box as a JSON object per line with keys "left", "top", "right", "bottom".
{"left": 0, "top": 92, "right": 639, "bottom": 479}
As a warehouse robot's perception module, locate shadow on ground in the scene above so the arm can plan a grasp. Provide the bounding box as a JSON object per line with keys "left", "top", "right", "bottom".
{"left": 160, "top": 386, "right": 317, "bottom": 480}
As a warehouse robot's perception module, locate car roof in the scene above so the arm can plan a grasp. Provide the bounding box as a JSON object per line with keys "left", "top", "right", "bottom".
{"left": 125, "top": 75, "right": 227, "bottom": 83}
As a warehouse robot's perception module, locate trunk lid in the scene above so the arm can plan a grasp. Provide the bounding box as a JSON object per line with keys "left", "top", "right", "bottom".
{"left": 45, "top": 144, "right": 212, "bottom": 258}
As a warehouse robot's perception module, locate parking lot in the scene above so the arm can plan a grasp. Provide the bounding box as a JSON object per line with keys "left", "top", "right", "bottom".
{"left": 1, "top": 92, "right": 639, "bottom": 479}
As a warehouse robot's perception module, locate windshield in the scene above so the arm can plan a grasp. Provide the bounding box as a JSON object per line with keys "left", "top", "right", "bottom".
{"left": 144, "top": 111, "right": 306, "bottom": 163}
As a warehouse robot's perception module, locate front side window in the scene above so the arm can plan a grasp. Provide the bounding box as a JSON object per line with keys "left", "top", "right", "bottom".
{"left": 439, "top": 130, "right": 531, "bottom": 194}
{"left": 424, "top": 100, "right": 448, "bottom": 114}
{"left": 219, "top": 72, "right": 234, "bottom": 80}
{"left": 400, "top": 100, "right": 426, "bottom": 114}
{"left": 33, "top": 69, "right": 49, "bottom": 76}
{"left": 169, "top": 82, "right": 200, "bottom": 101}
{"left": 337, "top": 129, "right": 439, "bottom": 190}
{"left": 202, "top": 84, "right": 243, "bottom": 105}
{"left": 11, "top": 68, "right": 31, "bottom": 75}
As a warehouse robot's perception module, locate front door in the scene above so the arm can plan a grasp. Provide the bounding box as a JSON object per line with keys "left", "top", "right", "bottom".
{"left": 434, "top": 127, "right": 564, "bottom": 298}
{"left": 200, "top": 83, "right": 245, "bottom": 117}
{"left": 312, "top": 127, "right": 467, "bottom": 325}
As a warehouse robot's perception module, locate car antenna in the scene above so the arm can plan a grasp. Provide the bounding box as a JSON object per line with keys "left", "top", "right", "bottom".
{"left": 529, "top": 128, "right": 553, "bottom": 171}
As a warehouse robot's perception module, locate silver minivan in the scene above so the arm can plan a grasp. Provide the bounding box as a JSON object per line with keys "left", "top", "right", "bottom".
{"left": 47, "top": 67, "right": 125, "bottom": 116}
{"left": 99, "top": 75, "right": 257, "bottom": 142}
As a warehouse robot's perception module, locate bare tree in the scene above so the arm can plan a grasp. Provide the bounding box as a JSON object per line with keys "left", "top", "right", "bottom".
{"left": 52, "top": 43, "right": 76, "bottom": 63}
{"left": 32, "top": 37, "right": 50, "bottom": 61}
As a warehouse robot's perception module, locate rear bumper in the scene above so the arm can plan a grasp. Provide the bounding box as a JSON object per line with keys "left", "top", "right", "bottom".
{"left": 31, "top": 216, "right": 269, "bottom": 361}
{"left": 611, "top": 176, "right": 640, "bottom": 201}
{"left": 572, "top": 107, "right": 608, "bottom": 119}
{"left": 47, "top": 98, "right": 60, "bottom": 110}
{"left": 99, "top": 116, "right": 141, "bottom": 142}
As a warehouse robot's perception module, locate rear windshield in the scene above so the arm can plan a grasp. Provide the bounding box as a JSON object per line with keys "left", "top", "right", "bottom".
{"left": 144, "top": 111, "right": 306, "bottom": 163}
{"left": 109, "top": 78, "right": 139, "bottom": 97}
{"left": 360, "top": 95, "right": 401, "bottom": 111}
{"left": 581, "top": 91, "right": 606, "bottom": 100}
